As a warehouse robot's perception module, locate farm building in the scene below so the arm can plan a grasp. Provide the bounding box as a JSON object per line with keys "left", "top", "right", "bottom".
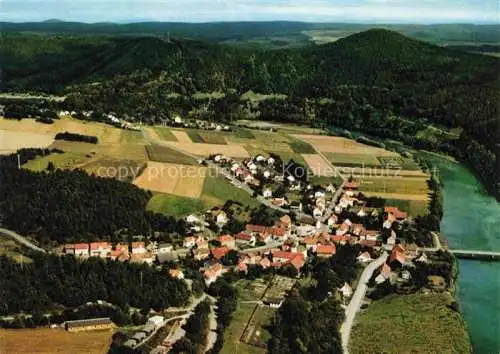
{"left": 64, "top": 317, "right": 114, "bottom": 332}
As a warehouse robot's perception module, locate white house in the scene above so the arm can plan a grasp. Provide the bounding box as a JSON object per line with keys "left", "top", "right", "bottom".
{"left": 263, "top": 189, "right": 273, "bottom": 198}
{"left": 157, "top": 243, "right": 173, "bottom": 254}
{"left": 186, "top": 214, "right": 200, "bottom": 224}
{"left": 174, "top": 116, "right": 183, "bottom": 124}
{"left": 313, "top": 207, "right": 323, "bottom": 218}
{"left": 327, "top": 215, "right": 338, "bottom": 227}
{"left": 263, "top": 170, "right": 272, "bottom": 179}
{"left": 255, "top": 155, "right": 265, "bottom": 162}
{"left": 287, "top": 175, "right": 296, "bottom": 183}
{"left": 74, "top": 243, "right": 89, "bottom": 257}
{"left": 357, "top": 252, "right": 372, "bottom": 263}
{"left": 148, "top": 316, "right": 165, "bottom": 328}
{"left": 183, "top": 237, "right": 196, "bottom": 248}
{"left": 357, "top": 208, "right": 367, "bottom": 217}
{"left": 216, "top": 211, "right": 228, "bottom": 226}
{"left": 314, "top": 191, "right": 325, "bottom": 199}
{"left": 131, "top": 242, "right": 147, "bottom": 254}
{"left": 267, "top": 157, "right": 275, "bottom": 165}
{"left": 383, "top": 220, "right": 393, "bottom": 229}
{"left": 387, "top": 233, "right": 397, "bottom": 246}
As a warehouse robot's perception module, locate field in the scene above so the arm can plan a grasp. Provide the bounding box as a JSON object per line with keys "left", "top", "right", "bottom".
{"left": 350, "top": 293, "right": 471, "bottom": 354}
{"left": 150, "top": 127, "right": 178, "bottom": 141}
{"left": 293, "top": 134, "right": 397, "bottom": 156}
{"left": 240, "top": 306, "right": 275, "bottom": 349}
{"left": 200, "top": 173, "right": 260, "bottom": 209}
{"left": 145, "top": 144, "right": 198, "bottom": 165}
{"left": 0, "top": 129, "right": 54, "bottom": 154}
{"left": 186, "top": 130, "right": 205, "bottom": 143}
{"left": 169, "top": 130, "right": 193, "bottom": 143}
{"left": 23, "top": 151, "right": 89, "bottom": 172}
{"left": 163, "top": 140, "right": 250, "bottom": 158}
{"left": 133, "top": 162, "right": 206, "bottom": 198}
{"left": 325, "top": 152, "right": 381, "bottom": 167}
{"left": 287, "top": 139, "right": 316, "bottom": 154}
{"left": 147, "top": 193, "right": 206, "bottom": 217}
{"left": 358, "top": 177, "right": 429, "bottom": 195}
{"left": 302, "top": 153, "right": 338, "bottom": 177}
{"left": 0, "top": 328, "right": 113, "bottom": 354}
{"left": 383, "top": 199, "right": 429, "bottom": 217}
{"left": 80, "top": 158, "right": 146, "bottom": 182}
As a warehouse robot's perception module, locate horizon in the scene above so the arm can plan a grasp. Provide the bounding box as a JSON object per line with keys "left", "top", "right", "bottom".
{"left": 1, "top": 0, "right": 498, "bottom": 24}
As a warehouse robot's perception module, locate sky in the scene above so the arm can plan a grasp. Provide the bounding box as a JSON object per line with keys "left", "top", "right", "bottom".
{"left": 1, "top": 0, "right": 498, "bottom": 23}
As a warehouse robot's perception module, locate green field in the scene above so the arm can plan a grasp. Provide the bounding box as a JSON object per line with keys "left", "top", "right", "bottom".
{"left": 23, "top": 152, "right": 89, "bottom": 172}
{"left": 153, "top": 127, "right": 178, "bottom": 141}
{"left": 145, "top": 144, "right": 198, "bottom": 165}
{"left": 287, "top": 139, "right": 316, "bottom": 154}
{"left": 120, "top": 129, "right": 145, "bottom": 144}
{"left": 309, "top": 175, "right": 344, "bottom": 186}
{"left": 186, "top": 130, "right": 205, "bottom": 143}
{"left": 82, "top": 158, "right": 146, "bottom": 182}
{"left": 377, "top": 156, "right": 422, "bottom": 171}
{"left": 359, "top": 177, "right": 429, "bottom": 195}
{"left": 350, "top": 293, "right": 471, "bottom": 354}
{"left": 147, "top": 193, "right": 205, "bottom": 217}
{"left": 384, "top": 199, "right": 429, "bottom": 217}
{"left": 201, "top": 173, "right": 260, "bottom": 210}
{"left": 233, "top": 128, "right": 256, "bottom": 140}
{"left": 221, "top": 303, "right": 266, "bottom": 354}
{"left": 325, "top": 152, "right": 381, "bottom": 167}
{"left": 198, "top": 131, "right": 228, "bottom": 144}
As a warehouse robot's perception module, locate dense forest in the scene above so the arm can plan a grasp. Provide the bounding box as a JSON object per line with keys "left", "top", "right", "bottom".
{"left": 1, "top": 29, "right": 498, "bottom": 197}
{"left": 0, "top": 149, "right": 185, "bottom": 244}
{"left": 0, "top": 253, "right": 190, "bottom": 316}
{"left": 54, "top": 131, "right": 98, "bottom": 144}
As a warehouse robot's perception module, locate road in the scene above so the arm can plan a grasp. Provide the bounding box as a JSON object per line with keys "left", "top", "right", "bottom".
{"left": 0, "top": 227, "right": 46, "bottom": 253}
{"left": 340, "top": 252, "right": 388, "bottom": 354}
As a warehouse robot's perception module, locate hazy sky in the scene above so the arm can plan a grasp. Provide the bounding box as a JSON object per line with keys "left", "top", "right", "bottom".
{"left": 1, "top": 0, "right": 498, "bottom": 23}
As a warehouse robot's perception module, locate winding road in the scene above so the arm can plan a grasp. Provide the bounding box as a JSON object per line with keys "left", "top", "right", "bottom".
{"left": 340, "top": 252, "right": 388, "bottom": 354}
{"left": 0, "top": 227, "right": 46, "bottom": 253}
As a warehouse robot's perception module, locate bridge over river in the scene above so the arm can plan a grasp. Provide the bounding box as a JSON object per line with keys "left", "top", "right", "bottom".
{"left": 449, "top": 249, "right": 500, "bottom": 261}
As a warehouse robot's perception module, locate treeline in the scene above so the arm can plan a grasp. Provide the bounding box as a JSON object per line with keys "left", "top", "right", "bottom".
{"left": 0, "top": 253, "right": 190, "bottom": 316}
{"left": 54, "top": 131, "right": 98, "bottom": 144}
{"left": 0, "top": 150, "right": 185, "bottom": 245}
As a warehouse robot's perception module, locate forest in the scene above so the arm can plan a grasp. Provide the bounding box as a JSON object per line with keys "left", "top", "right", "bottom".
{"left": 54, "top": 131, "right": 98, "bottom": 144}
{"left": 0, "top": 149, "right": 185, "bottom": 245}
{"left": 0, "top": 253, "right": 190, "bottom": 316}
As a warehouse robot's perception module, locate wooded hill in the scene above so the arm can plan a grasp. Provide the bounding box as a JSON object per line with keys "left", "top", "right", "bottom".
{"left": 1, "top": 29, "right": 498, "bottom": 196}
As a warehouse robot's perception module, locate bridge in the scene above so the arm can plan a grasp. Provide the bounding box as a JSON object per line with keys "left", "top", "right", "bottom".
{"left": 450, "top": 249, "right": 500, "bottom": 262}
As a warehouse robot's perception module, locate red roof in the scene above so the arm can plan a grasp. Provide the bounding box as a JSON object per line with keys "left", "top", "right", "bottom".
{"left": 246, "top": 224, "right": 266, "bottom": 233}
{"left": 217, "top": 235, "right": 234, "bottom": 243}
{"left": 344, "top": 181, "right": 359, "bottom": 189}
{"left": 390, "top": 251, "right": 406, "bottom": 265}
{"left": 381, "top": 263, "right": 392, "bottom": 278}
{"left": 211, "top": 247, "right": 231, "bottom": 260}
{"left": 272, "top": 251, "right": 297, "bottom": 261}
{"left": 271, "top": 227, "right": 286, "bottom": 237}
{"left": 132, "top": 242, "right": 145, "bottom": 249}
{"left": 303, "top": 236, "right": 318, "bottom": 245}
{"left": 392, "top": 244, "right": 406, "bottom": 254}
{"left": 74, "top": 243, "right": 88, "bottom": 250}
{"left": 235, "top": 232, "right": 253, "bottom": 241}
{"left": 289, "top": 254, "right": 306, "bottom": 270}
{"left": 259, "top": 257, "right": 271, "bottom": 268}
{"left": 332, "top": 235, "right": 348, "bottom": 243}
{"left": 90, "top": 242, "right": 111, "bottom": 250}
{"left": 316, "top": 244, "right": 336, "bottom": 255}
{"left": 384, "top": 207, "right": 408, "bottom": 219}
{"left": 361, "top": 240, "right": 379, "bottom": 247}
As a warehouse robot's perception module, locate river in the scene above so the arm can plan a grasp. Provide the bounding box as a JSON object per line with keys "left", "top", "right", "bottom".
{"left": 423, "top": 153, "right": 500, "bottom": 354}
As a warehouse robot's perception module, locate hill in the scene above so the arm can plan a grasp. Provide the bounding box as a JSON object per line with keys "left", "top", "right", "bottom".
{"left": 0, "top": 29, "right": 498, "bottom": 197}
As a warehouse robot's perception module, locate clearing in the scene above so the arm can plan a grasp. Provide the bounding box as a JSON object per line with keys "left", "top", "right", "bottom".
{"left": 350, "top": 293, "right": 471, "bottom": 354}
{"left": 23, "top": 151, "right": 89, "bottom": 172}
{"left": 0, "top": 328, "right": 113, "bottom": 354}
{"left": 133, "top": 161, "right": 206, "bottom": 198}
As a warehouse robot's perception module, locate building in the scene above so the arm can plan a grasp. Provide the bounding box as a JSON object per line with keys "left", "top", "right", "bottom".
{"left": 211, "top": 247, "right": 231, "bottom": 260}
{"left": 74, "top": 243, "right": 89, "bottom": 257}
{"left": 64, "top": 318, "right": 114, "bottom": 332}
{"left": 203, "top": 263, "right": 226, "bottom": 285}
{"left": 132, "top": 242, "right": 147, "bottom": 254}
{"left": 316, "top": 244, "right": 336, "bottom": 258}
{"left": 385, "top": 206, "right": 408, "bottom": 221}
{"left": 90, "top": 242, "right": 112, "bottom": 258}
{"left": 216, "top": 235, "right": 235, "bottom": 249}
{"left": 169, "top": 269, "right": 184, "bottom": 280}
{"left": 263, "top": 188, "right": 273, "bottom": 198}
{"left": 235, "top": 232, "right": 256, "bottom": 246}
{"left": 183, "top": 236, "right": 196, "bottom": 248}
{"left": 357, "top": 251, "right": 372, "bottom": 263}
{"left": 375, "top": 263, "right": 392, "bottom": 284}
{"left": 157, "top": 243, "right": 173, "bottom": 254}
{"left": 194, "top": 248, "right": 210, "bottom": 261}
{"left": 148, "top": 316, "right": 165, "bottom": 328}
{"left": 339, "top": 283, "right": 353, "bottom": 298}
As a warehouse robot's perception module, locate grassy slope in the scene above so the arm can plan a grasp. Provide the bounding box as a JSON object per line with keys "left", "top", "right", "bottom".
{"left": 350, "top": 293, "right": 471, "bottom": 354}
{"left": 201, "top": 173, "right": 260, "bottom": 208}
{"left": 147, "top": 193, "right": 205, "bottom": 217}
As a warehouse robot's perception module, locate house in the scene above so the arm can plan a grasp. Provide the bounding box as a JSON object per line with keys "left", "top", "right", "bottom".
{"left": 332, "top": 235, "right": 350, "bottom": 245}
{"left": 216, "top": 235, "right": 235, "bottom": 249}
{"left": 326, "top": 184, "right": 336, "bottom": 193}
{"left": 64, "top": 318, "right": 114, "bottom": 332}
{"left": 357, "top": 208, "right": 367, "bottom": 217}
{"left": 183, "top": 236, "right": 196, "bottom": 248}
{"left": 357, "top": 251, "right": 372, "bottom": 263}
{"left": 263, "top": 188, "right": 273, "bottom": 198}
{"left": 265, "top": 298, "right": 284, "bottom": 308}
{"left": 235, "top": 232, "right": 256, "bottom": 246}
{"left": 327, "top": 215, "right": 338, "bottom": 227}
{"left": 236, "top": 262, "right": 248, "bottom": 274}
{"left": 390, "top": 245, "right": 407, "bottom": 266}
{"left": 211, "top": 247, "right": 231, "bottom": 260}
{"left": 132, "top": 242, "right": 147, "bottom": 254}
{"left": 276, "top": 215, "right": 292, "bottom": 229}
{"left": 416, "top": 253, "right": 428, "bottom": 263}
{"left": 196, "top": 236, "right": 209, "bottom": 249}
{"left": 290, "top": 201, "right": 303, "bottom": 211}
{"left": 272, "top": 198, "right": 288, "bottom": 207}
{"left": 148, "top": 316, "right": 165, "bottom": 328}
{"left": 387, "top": 231, "right": 397, "bottom": 246}
{"left": 383, "top": 220, "right": 393, "bottom": 229}
{"left": 216, "top": 211, "right": 229, "bottom": 226}
{"left": 193, "top": 248, "right": 210, "bottom": 261}
{"left": 375, "top": 263, "right": 392, "bottom": 284}
{"left": 186, "top": 214, "right": 200, "bottom": 224}
{"left": 296, "top": 224, "right": 316, "bottom": 237}
{"left": 314, "top": 190, "right": 326, "bottom": 199}
{"left": 90, "top": 242, "right": 112, "bottom": 258}
{"left": 157, "top": 243, "right": 173, "bottom": 254}
{"left": 351, "top": 224, "right": 365, "bottom": 236}
{"left": 259, "top": 257, "right": 271, "bottom": 269}
{"left": 263, "top": 170, "right": 272, "bottom": 179}
{"left": 401, "top": 270, "right": 412, "bottom": 281}
{"left": 64, "top": 244, "right": 76, "bottom": 254}
{"left": 131, "top": 252, "right": 154, "bottom": 265}
{"left": 313, "top": 207, "right": 323, "bottom": 218}
{"left": 169, "top": 269, "right": 184, "bottom": 280}
{"left": 203, "top": 263, "right": 226, "bottom": 285}
{"left": 302, "top": 236, "right": 318, "bottom": 251}
{"left": 336, "top": 223, "right": 350, "bottom": 236}
{"left": 74, "top": 243, "right": 89, "bottom": 257}
{"left": 344, "top": 181, "right": 359, "bottom": 190}
{"left": 339, "top": 283, "right": 353, "bottom": 298}
{"left": 272, "top": 251, "right": 306, "bottom": 272}
{"left": 385, "top": 206, "right": 408, "bottom": 221}
{"left": 365, "top": 230, "right": 379, "bottom": 241}
{"left": 316, "top": 244, "right": 336, "bottom": 257}
{"left": 255, "top": 155, "right": 265, "bottom": 162}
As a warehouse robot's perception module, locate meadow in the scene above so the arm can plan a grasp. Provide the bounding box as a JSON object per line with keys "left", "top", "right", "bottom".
{"left": 0, "top": 328, "right": 113, "bottom": 354}
{"left": 350, "top": 293, "right": 471, "bottom": 354}
{"left": 147, "top": 193, "right": 206, "bottom": 217}
{"left": 145, "top": 144, "right": 198, "bottom": 165}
